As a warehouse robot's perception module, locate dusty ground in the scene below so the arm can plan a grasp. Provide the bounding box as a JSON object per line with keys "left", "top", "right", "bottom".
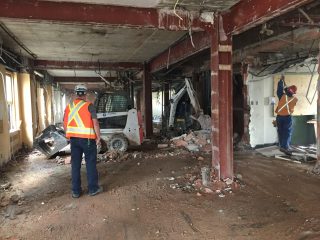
{"left": 0, "top": 146, "right": 320, "bottom": 240}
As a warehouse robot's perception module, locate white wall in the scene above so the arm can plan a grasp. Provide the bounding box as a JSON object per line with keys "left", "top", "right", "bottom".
{"left": 248, "top": 75, "right": 277, "bottom": 147}
{"left": 53, "top": 89, "right": 66, "bottom": 124}
{"left": 152, "top": 91, "right": 163, "bottom": 122}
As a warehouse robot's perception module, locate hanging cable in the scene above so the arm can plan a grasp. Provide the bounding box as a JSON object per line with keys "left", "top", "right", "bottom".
{"left": 173, "top": 0, "right": 183, "bottom": 21}
{"left": 166, "top": 47, "right": 171, "bottom": 69}
{"left": 188, "top": 13, "right": 195, "bottom": 48}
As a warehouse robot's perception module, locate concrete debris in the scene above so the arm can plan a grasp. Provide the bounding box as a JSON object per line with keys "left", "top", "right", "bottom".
{"left": 1, "top": 182, "right": 11, "bottom": 190}
{"left": 224, "top": 178, "right": 233, "bottom": 185}
{"left": 171, "top": 130, "right": 212, "bottom": 153}
{"left": 62, "top": 203, "right": 77, "bottom": 211}
{"left": 204, "top": 188, "right": 213, "bottom": 194}
{"left": 172, "top": 139, "right": 188, "bottom": 147}
{"left": 157, "top": 144, "right": 169, "bottom": 149}
{"left": 0, "top": 195, "right": 10, "bottom": 207}
{"left": 64, "top": 157, "right": 71, "bottom": 165}
{"left": 186, "top": 144, "right": 200, "bottom": 152}
{"left": 4, "top": 205, "right": 17, "bottom": 220}
{"left": 201, "top": 166, "right": 210, "bottom": 186}
{"left": 55, "top": 156, "right": 64, "bottom": 165}
{"left": 219, "top": 194, "right": 226, "bottom": 198}
{"left": 312, "top": 162, "right": 320, "bottom": 175}
{"left": 235, "top": 174, "right": 243, "bottom": 181}
{"left": 10, "top": 195, "right": 20, "bottom": 204}
{"left": 197, "top": 156, "right": 204, "bottom": 161}
{"left": 196, "top": 192, "right": 202, "bottom": 197}
{"left": 257, "top": 145, "right": 317, "bottom": 163}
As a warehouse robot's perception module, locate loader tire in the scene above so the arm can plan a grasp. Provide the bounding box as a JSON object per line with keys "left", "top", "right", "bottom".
{"left": 107, "top": 135, "right": 128, "bottom": 152}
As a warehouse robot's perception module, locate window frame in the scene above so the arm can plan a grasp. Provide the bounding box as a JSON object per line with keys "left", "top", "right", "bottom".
{"left": 5, "top": 72, "right": 19, "bottom": 132}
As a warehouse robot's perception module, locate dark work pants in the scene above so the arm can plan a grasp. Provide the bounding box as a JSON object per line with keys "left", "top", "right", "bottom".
{"left": 276, "top": 115, "right": 293, "bottom": 149}
{"left": 70, "top": 137, "right": 99, "bottom": 194}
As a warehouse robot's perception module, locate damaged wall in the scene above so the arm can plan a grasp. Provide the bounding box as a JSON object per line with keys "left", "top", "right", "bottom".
{"left": 10, "top": 72, "right": 22, "bottom": 156}
{"left": 0, "top": 65, "right": 11, "bottom": 166}
{"left": 248, "top": 75, "right": 277, "bottom": 147}
{"left": 18, "top": 73, "right": 35, "bottom": 148}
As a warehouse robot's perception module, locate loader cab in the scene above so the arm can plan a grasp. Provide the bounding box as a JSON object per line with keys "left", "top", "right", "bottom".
{"left": 94, "top": 92, "right": 131, "bottom": 129}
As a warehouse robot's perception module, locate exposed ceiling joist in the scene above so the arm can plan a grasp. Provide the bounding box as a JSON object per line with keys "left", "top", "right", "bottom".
{"left": 149, "top": 0, "right": 317, "bottom": 73}
{"left": 0, "top": 0, "right": 209, "bottom": 31}
{"left": 233, "top": 27, "right": 320, "bottom": 64}
{"left": 54, "top": 77, "right": 116, "bottom": 83}
{"left": 149, "top": 31, "right": 211, "bottom": 73}
{"left": 223, "top": 0, "right": 314, "bottom": 34}
{"left": 34, "top": 60, "right": 143, "bottom": 70}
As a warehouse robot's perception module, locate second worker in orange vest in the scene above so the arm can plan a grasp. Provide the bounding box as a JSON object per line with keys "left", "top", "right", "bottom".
{"left": 275, "top": 76, "right": 298, "bottom": 155}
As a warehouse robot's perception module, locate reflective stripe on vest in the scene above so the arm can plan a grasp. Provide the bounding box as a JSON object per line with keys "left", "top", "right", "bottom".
{"left": 68, "top": 101, "right": 87, "bottom": 128}
{"left": 277, "top": 95, "right": 295, "bottom": 115}
{"left": 66, "top": 127, "right": 95, "bottom": 134}
{"left": 66, "top": 100, "right": 96, "bottom": 139}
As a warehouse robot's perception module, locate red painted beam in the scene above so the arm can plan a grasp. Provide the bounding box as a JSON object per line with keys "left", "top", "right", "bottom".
{"left": 149, "top": 31, "right": 211, "bottom": 73}
{"left": 54, "top": 77, "right": 116, "bottom": 83}
{"left": 317, "top": 53, "right": 320, "bottom": 164}
{"left": 34, "top": 60, "right": 142, "bottom": 70}
{"left": 0, "top": 0, "right": 208, "bottom": 31}
{"left": 223, "top": 0, "right": 314, "bottom": 34}
{"left": 143, "top": 63, "right": 153, "bottom": 137}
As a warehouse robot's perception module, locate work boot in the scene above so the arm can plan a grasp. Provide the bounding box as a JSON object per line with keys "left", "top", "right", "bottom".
{"left": 72, "top": 192, "right": 81, "bottom": 198}
{"left": 89, "top": 186, "right": 103, "bottom": 196}
{"left": 280, "top": 147, "right": 292, "bottom": 156}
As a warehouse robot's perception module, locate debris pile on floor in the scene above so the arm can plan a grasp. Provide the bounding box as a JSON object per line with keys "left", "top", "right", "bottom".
{"left": 256, "top": 145, "right": 317, "bottom": 163}
{"left": 171, "top": 130, "right": 211, "bottom": 153}
{"left": 165, "top": 162, "right": 243, "bottom": 197}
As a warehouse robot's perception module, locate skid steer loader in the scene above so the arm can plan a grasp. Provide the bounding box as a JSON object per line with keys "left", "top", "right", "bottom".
{"left": 94, "top": 91, "right": 144, "bottom": 152}
{"left": 34, "top": 91, "right": 144, "bottom": 157}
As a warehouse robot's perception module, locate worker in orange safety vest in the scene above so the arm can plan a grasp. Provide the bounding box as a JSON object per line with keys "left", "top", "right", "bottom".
{"left": 63, "top": 84, "right": 102, "bottom": 198}
{"left": 275, "top": 75, "right": 298, "bottom": 155}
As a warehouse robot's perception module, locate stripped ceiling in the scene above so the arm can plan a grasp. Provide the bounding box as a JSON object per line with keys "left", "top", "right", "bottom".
{"left": 0, "top": 0, "right": 239, "bottom": 79}
{"left": 0, "top": 20, "right": 187, "bottom": 62}
{"left": 40, "top": 0, "right": 240, "bottom": 10}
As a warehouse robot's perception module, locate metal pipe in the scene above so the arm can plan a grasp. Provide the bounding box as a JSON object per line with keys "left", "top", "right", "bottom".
{"left": 298, "top": 8, "right": 314, "bottom": 24}
{"left": 0, "top": 23, "right": 37, "bottom": 59}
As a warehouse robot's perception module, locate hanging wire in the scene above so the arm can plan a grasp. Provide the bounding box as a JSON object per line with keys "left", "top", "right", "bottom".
{"left": 188, "top": 12, "right": 195, "bottom": 48}
{"left": 173, "top": 0, "right": 183, "bottom": 21}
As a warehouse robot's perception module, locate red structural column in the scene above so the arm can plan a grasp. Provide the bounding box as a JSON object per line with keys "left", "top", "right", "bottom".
{"left": 210, "top": 14, "right": 234, "bottom": 180}
{"left": 143, "top": 63, "right": 153, "bottom": 138}
{"left": 317, "top": 51, "right": 320, "bottom": 164}
{"left": 241, "top": 63, "right": 250, "bottom": 145}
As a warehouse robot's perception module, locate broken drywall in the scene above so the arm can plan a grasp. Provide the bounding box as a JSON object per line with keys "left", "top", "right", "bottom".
{"left": 0, "top": 64, "right": 11, "bottom": 165}
{"left": 248, "top": 74, "right": 277, "bottom": 147}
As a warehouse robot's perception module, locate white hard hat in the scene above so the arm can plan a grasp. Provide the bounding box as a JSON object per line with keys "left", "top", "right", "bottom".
{"left": 74, "top": 84, "right": 87, "bottom": 95}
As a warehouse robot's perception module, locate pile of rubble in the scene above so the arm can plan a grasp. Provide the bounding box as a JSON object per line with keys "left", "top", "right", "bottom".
{"left": 170, "top": 130, "right": 211, "bottom": 153}
{"left": 165, "top": 165, "right": 244, "bottom": 197}
{"left": 54, "top": 146, "right": 190, "bottom": 165}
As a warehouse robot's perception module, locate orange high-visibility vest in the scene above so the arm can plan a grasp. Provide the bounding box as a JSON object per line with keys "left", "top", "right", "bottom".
{"left": 63, "top": 99, "right": 96, "bottom": 139}
{"left": 275, "top": 94, "right": 298, "bottom": 116}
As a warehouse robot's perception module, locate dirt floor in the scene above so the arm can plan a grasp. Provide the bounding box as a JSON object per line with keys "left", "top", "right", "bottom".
{"left": 0, "top": 146, "right": 320, "bottom": 240}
